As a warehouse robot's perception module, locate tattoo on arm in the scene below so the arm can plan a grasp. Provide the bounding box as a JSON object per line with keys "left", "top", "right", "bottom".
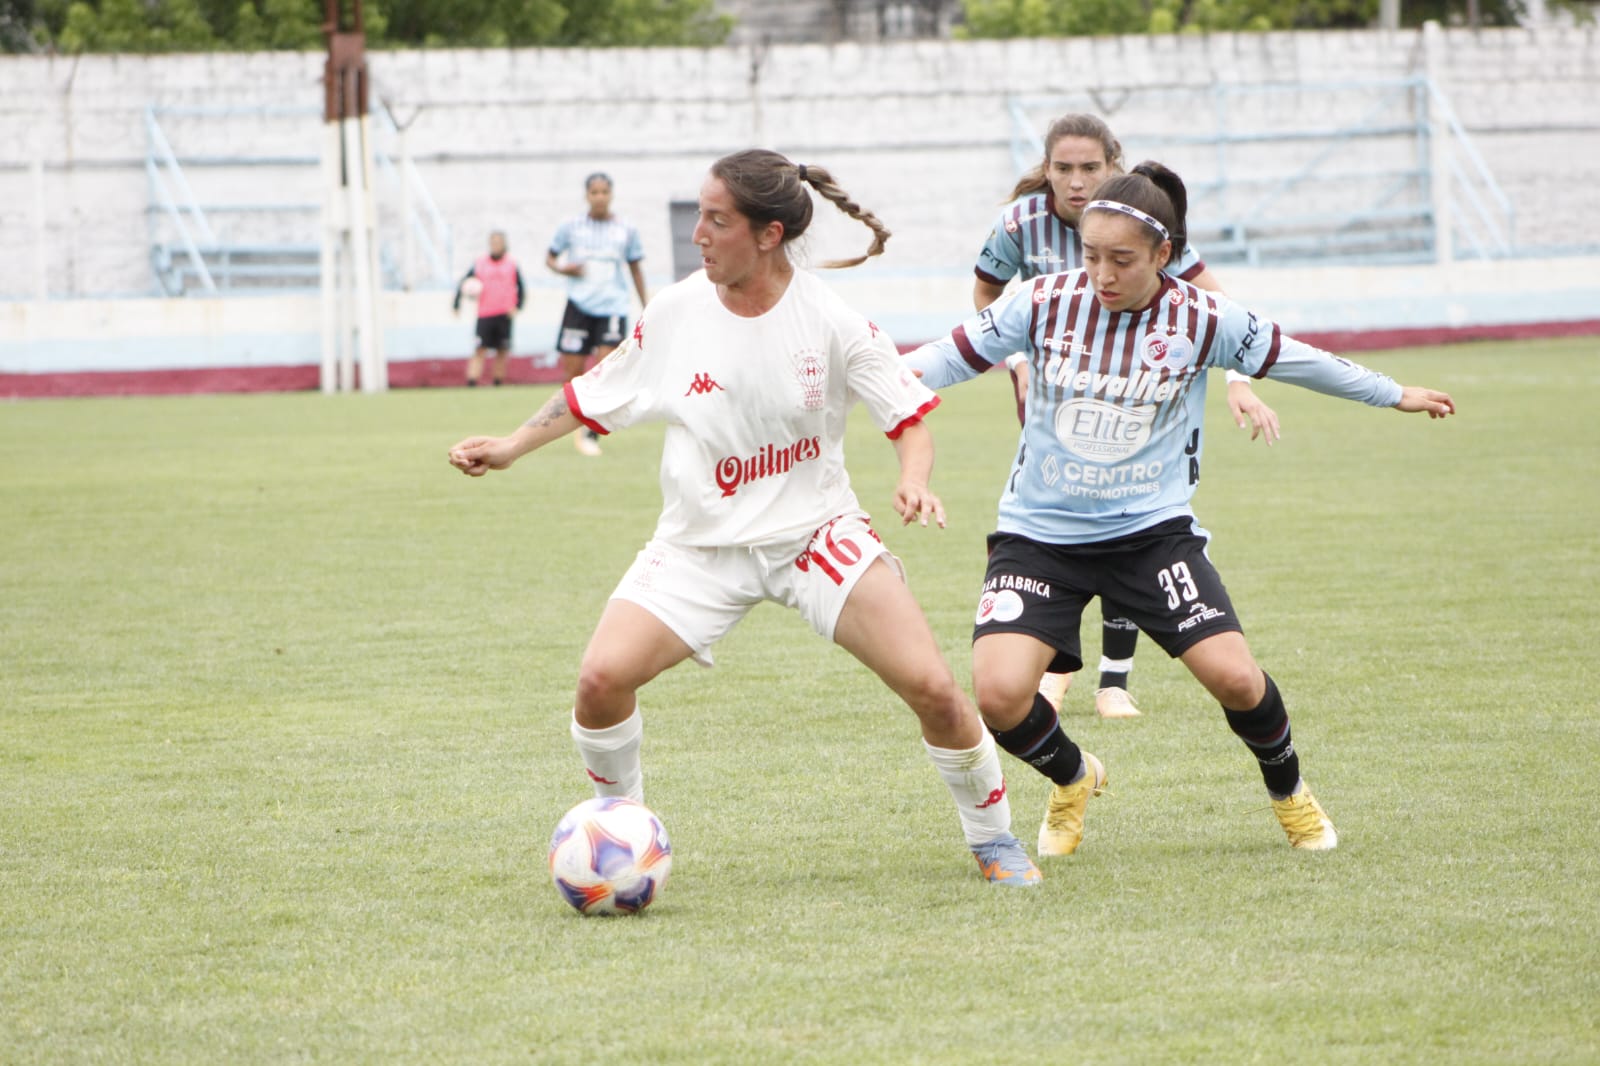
{"left": 525, "top": 393, "right": 569, "bottom": 429}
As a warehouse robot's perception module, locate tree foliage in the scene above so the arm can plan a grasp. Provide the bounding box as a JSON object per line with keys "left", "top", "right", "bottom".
{"left": 952, "top": 0, "right": 1582, "bottom": 34}
{"left": 6, "top": 0, "right": 730, "bottom": 52}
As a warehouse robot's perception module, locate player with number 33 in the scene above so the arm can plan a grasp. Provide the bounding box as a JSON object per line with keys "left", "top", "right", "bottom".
{"left": 906, "top": 162, "right": 1455, "bottom": 857}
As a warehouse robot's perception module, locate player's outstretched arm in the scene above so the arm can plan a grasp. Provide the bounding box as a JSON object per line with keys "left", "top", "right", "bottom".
{"left": 1396, "top": 386, "right": 1456, "bottom": 418}
{"left": 447, "top": 390, "right": 583, "bottom": 476}
{"left": 889, "top": 421, "right": 946, "bottom": 529}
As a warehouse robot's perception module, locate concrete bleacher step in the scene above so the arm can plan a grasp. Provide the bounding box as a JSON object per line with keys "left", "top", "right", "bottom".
{"left": 153, "top": 241, "right": 321, "bottom": 294}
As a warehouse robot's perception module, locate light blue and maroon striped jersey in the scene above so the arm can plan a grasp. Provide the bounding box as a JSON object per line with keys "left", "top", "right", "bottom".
{"left": 907, "top": 269, "right": 1402, "bottom": 544}
{"left": 549, "top": 213, "right": 644, "bottom": 317}
{"left": 975, "top": 189, "right": 1205, "bottom": 287}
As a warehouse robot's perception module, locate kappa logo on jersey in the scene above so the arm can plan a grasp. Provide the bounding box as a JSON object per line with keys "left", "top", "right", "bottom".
{"left": 975, "top": 588, "right": 1025, "bottom": 625}
{"left": 632, "top": 319, "right": 645, "bottom": 347}
{"left": 792, "top": 349, "right": 827, "bottom": 410}
{"left": 1140, "top": 331, "right": 1195, "bottom": 371}
{"left": 684, "top": 372, "right": 725, "bottom": 397}
{"left": 714, "top": 436, "right": 823, "bottom": 498}
{"left": 868, "top": 320, "right": 881, "bottom": 337}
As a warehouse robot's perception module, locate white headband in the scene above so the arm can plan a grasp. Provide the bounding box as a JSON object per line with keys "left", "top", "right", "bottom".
{"left": 1084, "top": 200, "right": 1170, "bottom": 241}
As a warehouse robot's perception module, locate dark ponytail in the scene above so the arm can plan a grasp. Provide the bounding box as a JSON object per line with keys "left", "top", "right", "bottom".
{"left": 1087, "top": 161, "right": 1189, "bottom": 262}
{"left": 709, "top": 149, "right": 890, "bottom": 270}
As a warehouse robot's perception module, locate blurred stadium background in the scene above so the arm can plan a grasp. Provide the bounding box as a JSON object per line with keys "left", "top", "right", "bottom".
{"left": 1, "top": 2, "right": 1597, "bottom": 393}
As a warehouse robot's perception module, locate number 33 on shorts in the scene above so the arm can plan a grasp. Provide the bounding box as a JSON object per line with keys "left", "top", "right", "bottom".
{"left": 1157, "top": 561, "right": 1200, "bottom": 610}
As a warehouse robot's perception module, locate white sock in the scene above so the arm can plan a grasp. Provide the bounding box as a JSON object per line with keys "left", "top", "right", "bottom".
{"left": 1098, "top": 655, "right": 1134, "bottom": 676}
{"left": 924, "top": 733, "right": 1012, "bottom": 847}
{"left": 571, "top": 707, "right": 644, "bottom": 803}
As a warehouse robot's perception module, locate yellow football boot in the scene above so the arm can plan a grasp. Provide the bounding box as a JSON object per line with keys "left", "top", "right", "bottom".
{"left": 1037, "top": 751, "right": 1107, "bottom": 857}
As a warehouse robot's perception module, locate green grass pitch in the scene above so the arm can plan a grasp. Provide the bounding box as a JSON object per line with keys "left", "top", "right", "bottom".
{"left": 3, "top": 338, "right": 1598, "bottom": 1063}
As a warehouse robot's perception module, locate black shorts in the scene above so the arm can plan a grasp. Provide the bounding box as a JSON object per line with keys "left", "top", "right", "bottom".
{"left": 556, "top": 303, "right": 627, "bottom": 356}
{"left": 475, "top": 313, "right": 512, "bottom": 351}
{"left": 973, "top": 518, "right": 1243, "bottom": 673}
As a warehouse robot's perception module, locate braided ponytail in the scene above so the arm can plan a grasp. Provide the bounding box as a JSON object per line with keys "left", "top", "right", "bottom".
{"left": 795, "top": 163, "right": 891, "bottom": 269}
{"left": 709, "top": 149, "right": 889, "bottom": 271}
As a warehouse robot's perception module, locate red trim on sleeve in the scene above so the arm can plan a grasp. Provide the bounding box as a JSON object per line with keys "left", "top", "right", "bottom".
{"left": 1252, "top": 324, "right": 1284, "bottom": 379}
{"left": 1178, "top": 258, "right": 1207, "bottom": 282}
{"left": 974, "top": 266, "right": 1007, "bottom": 286}
{"left": 951, "top": 325, "right": 992, "bottom": 374}
{"left": 563, "top": 381, "right": 610, "bottom": 436}
{"left": 885, "top": 394, "right": 941, "bottom": 441}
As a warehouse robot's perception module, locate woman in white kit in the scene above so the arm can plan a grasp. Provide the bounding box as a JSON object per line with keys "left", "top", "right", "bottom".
{"left": 448, "top": 149, "right": 1042, "bottom": 887}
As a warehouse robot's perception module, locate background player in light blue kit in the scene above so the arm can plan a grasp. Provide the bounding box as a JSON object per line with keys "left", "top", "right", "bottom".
{"left": 909, "top": 161, "right": 1455, "bottom": 859}
{"left": 547, "top": 172, "right": 649, "bottom": 456}
{"left": 974, "top": 113, "right": 1282, "bottom": 721}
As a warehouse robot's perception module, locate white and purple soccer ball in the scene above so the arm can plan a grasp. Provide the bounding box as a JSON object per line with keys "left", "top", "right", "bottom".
{"left": 548, "top": 797, "right": 672, "bottom": 916}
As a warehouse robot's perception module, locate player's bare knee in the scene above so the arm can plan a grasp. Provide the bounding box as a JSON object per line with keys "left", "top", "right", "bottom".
{"left": 1207, "top": 661, "right": 1265, "bottom": 709}
{"left": 902, "top": 672, "right": 966, "bottom": 731}
{"left": 972, "top": 673, "right": 1033, "bottom": 728}
{"left": 575, "top": 657, "right": 632, "bottom": 712}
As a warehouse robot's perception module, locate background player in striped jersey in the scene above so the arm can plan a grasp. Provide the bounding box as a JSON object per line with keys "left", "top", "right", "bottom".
{"left": 976, "top": 114, "right": 1281, "bottom": 722}
{"left": 450, "top": 149, "right": 1040, "bottom": 888}
{"left": 452, "top": 230, "right": 525, "bottom": 388}
{"left": 547, "top": 173, "right": 650, "bottom": 457}
{"left": 909, "top": 161, "right": 1454, "bottom": 857}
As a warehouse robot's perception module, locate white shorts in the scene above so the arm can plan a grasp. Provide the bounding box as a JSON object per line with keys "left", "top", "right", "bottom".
{"left": 610, "top": 512, "right": 902, "bottom": 667}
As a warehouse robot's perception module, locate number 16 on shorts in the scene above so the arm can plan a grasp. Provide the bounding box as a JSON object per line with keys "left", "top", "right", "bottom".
{"left": 794, "top": 515, "right": 883, "bottom": 586}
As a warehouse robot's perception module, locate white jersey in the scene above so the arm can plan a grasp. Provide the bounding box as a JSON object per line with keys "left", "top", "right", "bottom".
{"left": 566, "top": 269, "right": 939, "bottom": 553}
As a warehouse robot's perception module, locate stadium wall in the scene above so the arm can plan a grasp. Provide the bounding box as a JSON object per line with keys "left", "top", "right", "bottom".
{"left": 1, "top": 26, "right": 1597, "bottom": 394}
{"left": 3, "top": 257, "right": 1596, "bottom": 398}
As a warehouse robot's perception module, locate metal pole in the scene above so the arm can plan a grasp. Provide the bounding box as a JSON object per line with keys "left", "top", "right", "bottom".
{"left": 1423, "top": 21, "right": 1453, "bottom": 265}
{"left": 399, "top": 125, "right": 414, "bottom": 291}
{"left": 319, "top": 120, "right": 341, "bottom": 393}
{"left": 31, "top": 159, "right": 48, "bottom": 300}
{"left": 344, "top": 110, "right": 379, "bottom": 393}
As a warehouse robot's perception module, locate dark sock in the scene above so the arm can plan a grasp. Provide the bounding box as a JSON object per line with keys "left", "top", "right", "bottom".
{"left": 1098, "top": 608, "right": 1138, "bottom": 689}
{"left": 990, "top": 692, "right": 1084, "bottom": 786}
{"left": 1223, "top": 672, "right": 1300, "bottom": 797}
{"left": 466, "top": 379, "right": 478, "bottom": 387}
{"left": 585, "top": 428, "right": 600, "bottom": 443}
{"left": 492, "top": 378, "right": 504, "bottom": 387}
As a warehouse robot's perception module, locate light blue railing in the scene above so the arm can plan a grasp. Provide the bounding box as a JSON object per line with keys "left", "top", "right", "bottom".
{"left": 372, "top": 103, "right": 454, "bottom": 288}
{"left": 144, "top": 106, "right": 218, "bottom": 294}
{"left": 143, "top": 104, "right": 454, "bottom": 295}
{"left": 1006, "top": 77, "right": 1518, "bottom": 266}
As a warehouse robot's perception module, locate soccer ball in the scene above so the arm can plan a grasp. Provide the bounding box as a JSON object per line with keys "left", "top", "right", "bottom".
{"left": 548, "top": 797, "right": 672, "bottom": 915}
{"left": 460, "top": 276, "right": 484, "bottom": 300}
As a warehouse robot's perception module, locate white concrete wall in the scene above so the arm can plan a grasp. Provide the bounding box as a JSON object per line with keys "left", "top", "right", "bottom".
{"left": 4, "top": 257, "right": 1596, "bottom": 376}
{"left": 0, "top": 26, "right": 1596, "bottom": 303}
